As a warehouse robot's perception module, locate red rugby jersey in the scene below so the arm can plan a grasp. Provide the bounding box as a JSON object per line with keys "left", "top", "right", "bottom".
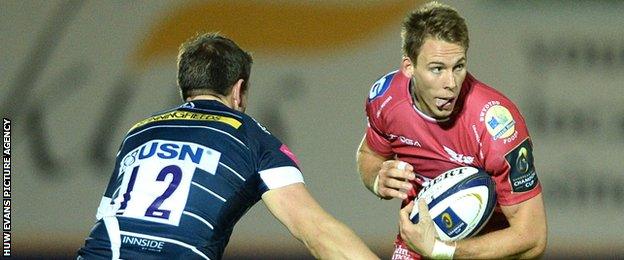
{"left": 364, "top": 69, "right": 541, "bottom": 259}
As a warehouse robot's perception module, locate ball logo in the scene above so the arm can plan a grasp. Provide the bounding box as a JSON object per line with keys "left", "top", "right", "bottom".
{"left": 420, "top": 167, "right": 469, "bottom": 195}
{"left": 484, "top": 105, "right": 515, "bottom": 140}
{"left": 441, "top": 213, "right": 453, "bottom": 228}
{"left": 412, "top": 167, "right": 496, "bottom": 241}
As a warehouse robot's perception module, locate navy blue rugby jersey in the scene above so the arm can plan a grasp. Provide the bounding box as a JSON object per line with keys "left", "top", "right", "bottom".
{"left": 78, "top": 100, "right": 304, "bottom": 260}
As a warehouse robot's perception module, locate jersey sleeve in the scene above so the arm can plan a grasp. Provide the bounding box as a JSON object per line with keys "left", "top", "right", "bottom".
{"left": 480, "top": 100, "right": 541, "bottom": 206}
{"left": 364, "top": 73, "right": 395, "bottom": 157}
{"left": 248, "top": 118, "right": 304, "bottom": 194}
{"left": 365, "top": 118, "right": 393, "bottom": 157}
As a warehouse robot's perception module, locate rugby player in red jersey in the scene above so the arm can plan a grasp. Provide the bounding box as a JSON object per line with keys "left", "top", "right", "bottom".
{"left": 357, "top": 2, "right": 547, "bottom": 259}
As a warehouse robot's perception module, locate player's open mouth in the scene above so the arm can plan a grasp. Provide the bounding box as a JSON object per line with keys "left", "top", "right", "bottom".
{"left": 435, "top": 97, "right": 454, "bottom": 110}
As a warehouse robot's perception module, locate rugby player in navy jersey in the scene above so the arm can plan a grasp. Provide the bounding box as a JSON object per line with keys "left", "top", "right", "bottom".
{"left": 78, "top": 33, "right": 378, "bottom": 260}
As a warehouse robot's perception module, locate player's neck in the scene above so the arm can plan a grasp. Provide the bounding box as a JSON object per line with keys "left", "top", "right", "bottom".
{"left": 187, "top": 94, "right": 233, "bottom": 108}
{"left": 409, "top": 80, "right": 451, "bottom": 123}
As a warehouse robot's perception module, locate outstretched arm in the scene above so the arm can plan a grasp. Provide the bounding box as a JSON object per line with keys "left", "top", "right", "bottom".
{"left": 262, "top": 183, "right": 379, "bottom": 260}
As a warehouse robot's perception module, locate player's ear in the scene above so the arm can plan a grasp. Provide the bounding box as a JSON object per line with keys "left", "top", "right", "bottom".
{"left": 402, "top": 56, "right": 414, "bottom": 77}
{"left": 230, "top": 79, "right": 246, "bottom": 112}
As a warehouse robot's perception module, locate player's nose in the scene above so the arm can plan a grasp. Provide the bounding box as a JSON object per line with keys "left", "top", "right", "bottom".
{"left": 444, "top": 71, "right": 457, "bottom": 91}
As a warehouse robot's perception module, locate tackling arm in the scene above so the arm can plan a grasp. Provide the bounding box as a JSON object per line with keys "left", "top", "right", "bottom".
{"left": 262, "top": 183, "right": 379, "bottom": 260}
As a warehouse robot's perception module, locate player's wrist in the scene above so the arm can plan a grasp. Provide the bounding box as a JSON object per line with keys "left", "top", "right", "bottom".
{"left": 372, "top": 174, "right": 390, "bottom": 200}
{"left": 430, "top": 240, "right": 456, "bottom": 259}
{"left": 372, "top": 174, "right": 381, "bottom": 197}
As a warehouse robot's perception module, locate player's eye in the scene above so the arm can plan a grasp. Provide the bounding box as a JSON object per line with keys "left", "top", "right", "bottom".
{"left": 430, "top": 67, "right": 442, "bottom": 74}
{"left": 453, "top": 63, "right": 465, "bottom": 71}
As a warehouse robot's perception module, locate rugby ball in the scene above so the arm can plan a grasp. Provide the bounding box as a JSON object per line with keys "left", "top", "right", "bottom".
{"left": 410, "top": 166, "right": 496, "bottom": 241}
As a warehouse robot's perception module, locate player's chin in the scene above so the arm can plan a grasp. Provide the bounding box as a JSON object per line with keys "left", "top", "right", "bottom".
{"left": 432, "top": 109, "right": 453, "bottom": 119}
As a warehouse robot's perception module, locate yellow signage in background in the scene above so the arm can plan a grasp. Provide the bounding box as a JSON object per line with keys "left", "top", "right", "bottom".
{"left": 133, "top": 0, "right": 419, "bottom": 68}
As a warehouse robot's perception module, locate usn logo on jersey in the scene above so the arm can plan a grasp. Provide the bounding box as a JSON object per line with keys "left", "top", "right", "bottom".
{"left": 121, "top": 140, "right": 221, "bottom": 175}
{"left": 480, "top": 101, "right": 516, "bottom": 140}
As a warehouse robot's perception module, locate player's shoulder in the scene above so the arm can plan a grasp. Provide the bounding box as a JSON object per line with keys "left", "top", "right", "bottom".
{"left": 461, "top": 73, "right": 528, "bottom": 143}
{"left": 367, "top": 70, "right": 399, "bottom": 101}
{"left": 240, "top": 113, "right": 273, "bottom": 137}
{"left": 462, "top": 73, "right": 523, "bottom": 117}
{"left": 366, "top": 69, "right": 411, "bottom": 109}
{"left": 235, "top": 112, "right": 288, "bottom": 148}
{"left": 181, "top": 101, "right": 277, "bottom": 146}
{"left": 240, "top": 114, "right": 300, "bottom": 166}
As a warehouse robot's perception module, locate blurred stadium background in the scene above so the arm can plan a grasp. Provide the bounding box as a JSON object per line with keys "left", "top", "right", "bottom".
{"left": 2, "top": 0, "right": 623, "bottom": 258}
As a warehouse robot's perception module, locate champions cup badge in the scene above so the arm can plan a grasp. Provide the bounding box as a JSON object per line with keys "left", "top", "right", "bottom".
{"left": 484, "top": 105, "right": 515, "bottom": 140}
{"left": 442, "top": 213, "right": 453, "bottom": 228}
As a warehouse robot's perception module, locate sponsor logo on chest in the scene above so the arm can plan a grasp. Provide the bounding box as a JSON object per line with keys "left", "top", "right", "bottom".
{"left": 122, "top": 235, "right": 165, "bottom": 252}
{"left": 388, "top": 133, "right": 422, "bottom": 147}
{"left": 443, "top": 145, "right": 474, "bottom": 164}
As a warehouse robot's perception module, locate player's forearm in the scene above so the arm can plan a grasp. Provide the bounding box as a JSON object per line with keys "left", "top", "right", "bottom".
{"left": 298, "top": 216, "right": 379, "bottom": 260}
{"left": 454, "top": 194, "right": 548, "bottom": 258}
{"left": 453, "top": 225, "right": 547, "bottom": 259}
{"left": 270, "top": 184, "right": 378, "bottom": 259}
{"left": 356, "top": 147, "right": 385, "bottom": 194}
{"left": 357, "top": 156, "right": 380, "bottom": 193}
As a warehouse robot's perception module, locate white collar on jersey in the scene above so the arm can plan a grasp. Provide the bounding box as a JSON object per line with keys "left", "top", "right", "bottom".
{"left": 411, "top": 104, "right": 451, "bottom": 123}
{"left": 408, "top": 80, "right": 451, "bottom": 123}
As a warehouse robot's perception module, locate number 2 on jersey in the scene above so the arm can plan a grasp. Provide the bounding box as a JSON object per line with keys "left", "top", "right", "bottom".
{"left": 118, "top": 165, "right": 183, "bottom": 219}
{"left": 116, "top": 143, "right": 220, "bottom": 226}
